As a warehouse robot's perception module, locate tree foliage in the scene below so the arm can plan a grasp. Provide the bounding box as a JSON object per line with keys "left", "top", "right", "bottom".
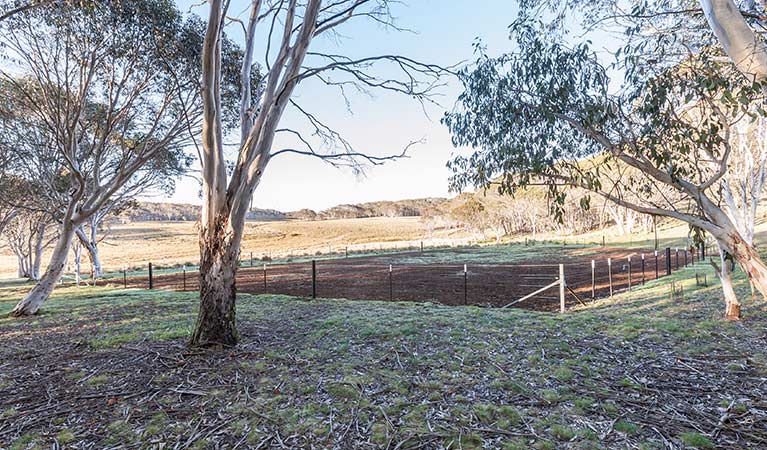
{"left": 0, "top": 0, "right": 252, "bottom": 315}
{"left": 444, "top": 12, "right": 767, "bottom": 317}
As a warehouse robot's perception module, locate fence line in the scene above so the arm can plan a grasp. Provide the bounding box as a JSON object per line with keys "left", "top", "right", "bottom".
{"left": 97, "top": 246, "right": 701, "bottom": 313}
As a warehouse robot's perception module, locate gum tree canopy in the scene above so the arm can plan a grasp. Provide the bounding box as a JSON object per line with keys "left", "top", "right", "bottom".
{"left": 444, "top": 22, "right": 767, "bottom": 320}
{"left": 0, "top": 0, "right": 244, "bottom": 315}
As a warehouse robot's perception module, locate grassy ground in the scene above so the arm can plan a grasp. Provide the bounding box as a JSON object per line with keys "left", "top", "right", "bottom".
{"left": 1, "top": 259, "right": 765, "bottom": 449}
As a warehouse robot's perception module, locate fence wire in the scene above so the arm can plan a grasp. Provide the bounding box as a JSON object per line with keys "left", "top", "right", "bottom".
{"left": 93, "top": 246, "right": 701, "bottom": 312}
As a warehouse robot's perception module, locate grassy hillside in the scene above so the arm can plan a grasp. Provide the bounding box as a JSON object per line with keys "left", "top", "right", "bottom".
{"left": 0, "top": 247, "right": 765, "bottom": 448}
{"left": 119, "top": 198, "right": 449, "bottom": 223}
{"left": 287, "top": 198, "right": 448, "bottom": 220}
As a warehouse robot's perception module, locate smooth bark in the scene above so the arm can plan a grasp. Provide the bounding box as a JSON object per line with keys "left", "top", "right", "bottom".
{"left": 11, "top": 221, "right": 74, "bottom": 316}
{"left": 715, "top": 240, "right": 741, "bottom": 319}
{"left": 701, "top": 0, "right": 767, "bottom": 80}
{"left": 76, "top": 224, "right": 102, "bottom": 278}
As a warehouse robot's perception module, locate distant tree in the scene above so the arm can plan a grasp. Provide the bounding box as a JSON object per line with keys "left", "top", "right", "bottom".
{"left": 449, "top": 196, "right": 488, "bottom": 242}
{"left": 444, "top": 24, "right": 767, "bottom": 319}
{"left": 73, "top": 157, "right": 187, "bottom": 279}
{"left": 190, "top": 0, "right": 447, "bottom": 347}
{"left": 2, "top": 1, "right": 208, "bottom": 316}
{"left": 718, "top": 116, "right": 767, "bottom": 299}
{"left": 4, "top": 211, "right": 55, "bottom": 279}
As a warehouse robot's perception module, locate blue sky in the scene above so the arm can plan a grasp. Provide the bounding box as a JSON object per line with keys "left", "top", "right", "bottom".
{"left": 160, "top": 1, "right": 518, "bottom": 211}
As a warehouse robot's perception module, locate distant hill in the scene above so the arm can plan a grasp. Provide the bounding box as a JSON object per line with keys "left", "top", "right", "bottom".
{"left": 287, "top": 198, "right": 448, "bottom": 220}
{"left": 116, "top": 202, "right": 286, "bottom": 222}
{"left": 116, "top": 198, "right": 448, "bottom": 222}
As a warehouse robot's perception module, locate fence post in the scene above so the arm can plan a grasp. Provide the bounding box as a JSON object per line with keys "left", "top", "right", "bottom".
{"left": 463, "top": 264, "right": 468, "bottom": 305}
{"left": 675, "top": 248, "right": 679, "bottom": 269}
{"left": 263, "top": 263, "right": 267, "bottom": 292}
{"left": 608, "top": 258, "right": 613, "bottom": 297}
{"left": 602, "top": 235, "right": 605, "bottom": 247}
{"left": 627, "top": 256, "right": 632, "bottom": 291}
{"left": 182, "top": 265, "right": 186, "bottom": 291}
{"left": 312, "top": 260, "right": 316, "bottom": 299}
{"left": 654, "top": 251, "right": 659, "bottom": 279}
{"left": 250, "top": 252, "right": 253, "bottom": 267}
{"left": 421, "top": 241, "right": 424, "bottom": 253}
{"left": 345, "top": 246, "right": 348, "bottom": 258}
{"left": 148, "top": 262, "right": 153, "bottom": 290}
{"left": 389, "top": 264, "right": 393, "bottom": 301}
{"left": 559, "top": 264, "right": 566, "bottom": 313}
{"left": 665, "top": 247, "right": 672, "bottom": 276}
{"left": 123, "top": 267, "right": 127, "bottom": 289}
{"left": 591, "top": 259, "right": 595, "bottom": 299}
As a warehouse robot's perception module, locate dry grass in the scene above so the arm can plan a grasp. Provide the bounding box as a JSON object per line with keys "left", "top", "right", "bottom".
{"left": 0, "top": 217, "right": 470, "bottom": 277}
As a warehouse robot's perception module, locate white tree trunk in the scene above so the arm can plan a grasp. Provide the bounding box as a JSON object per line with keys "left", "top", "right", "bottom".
{"left": 714, "top": 227, "right": 767, "bottom": 310}
{"left": 76, "top": 224, "right": 103, "bottom": 278}
{"left": 16, "top": 254, "right": 28, "bottom": 279}
{"left": 11, "top": 221, "right": 75, "bottom": 316}
{"left": 701, "top": 0, "right": 767, "bottom": 80}
{"left": 716, "top": 240, "right": 741, "bottom": 319}
{"left": 73, "top": 241, "right": 82, "bottom": 286}
{"left": 31, "top": 221, "right": 45, "bottom": 280}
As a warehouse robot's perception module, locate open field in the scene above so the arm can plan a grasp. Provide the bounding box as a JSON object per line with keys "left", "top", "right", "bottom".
{"left": 0, "top": 217, "right": 474, "bottom": 279}
{"left": 0, "top": 214, "right": 699, "bottom": 281}
{"left": 1, "top": 258, "right": 766, "bottom": 449}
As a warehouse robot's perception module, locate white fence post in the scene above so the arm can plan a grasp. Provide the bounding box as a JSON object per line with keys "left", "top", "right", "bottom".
{"left": 559, "top": 263, "right": 566, "bottom": 314}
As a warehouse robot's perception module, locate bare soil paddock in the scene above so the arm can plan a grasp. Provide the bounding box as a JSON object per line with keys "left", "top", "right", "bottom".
{"left": 107, "top": 245, "right": 693, "bottom": 311}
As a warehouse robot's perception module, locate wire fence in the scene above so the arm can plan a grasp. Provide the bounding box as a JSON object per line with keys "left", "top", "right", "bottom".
{"left": 93, "top": 245, "right": 709, "bottom": 312}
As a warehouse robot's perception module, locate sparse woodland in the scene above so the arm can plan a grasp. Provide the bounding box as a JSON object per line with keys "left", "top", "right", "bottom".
{"left": 3, "top": 1, "right": 767, "bottom": 447}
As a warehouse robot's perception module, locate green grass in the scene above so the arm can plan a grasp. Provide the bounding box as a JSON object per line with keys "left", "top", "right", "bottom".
{"left": 679, "top": 432, "right": 715, "bottom": 448}
{"left": 1, "top": 244, "right": 766, "bottom": 448}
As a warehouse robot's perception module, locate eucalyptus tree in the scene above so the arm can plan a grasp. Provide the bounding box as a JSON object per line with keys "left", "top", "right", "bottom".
{"left": 1, "top": 1, "right": 210, "bottom": 316}
{"left": 444, "top": 24, "right": 767, "bottom": 319}
{"left": 521, "top": 0, "right": 767, "bottom": 312}
{"left": 719, "top": 117, "right": 767, "bottom": 299}
{"left": 4, "top": 210, "right": 55, "bottom": 279}
{"left": 74, "top": 150, "right": 190, "bottom": 279}
{"left": 191, "top": 0, "right": 447, "bottom": 347}
{"left": 515, "top": 0, "right": 767, "bottom": 80}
